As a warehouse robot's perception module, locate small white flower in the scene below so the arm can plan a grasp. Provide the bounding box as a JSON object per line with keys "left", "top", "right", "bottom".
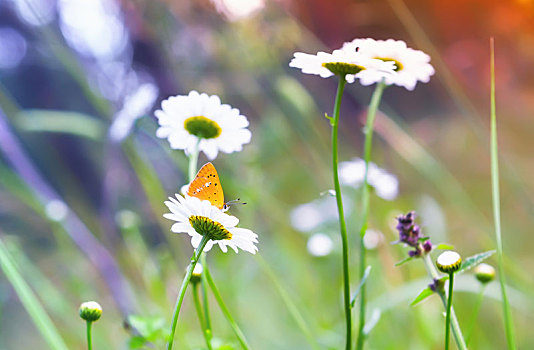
{"left": 155, "top": 91, "right": 252, "bottom": 160}
{"left": 163, "top": 194, "right": 258, "bottom": 254}
{"left": 307, "top": 233, "right": 334, "bottom": 257}
{"left": 342, "top": 38, "right": 434, "bottom": 90}
{"left": 289, "top": 48, "right": 396, "bottom": 83}
{"left": 339, "top": 158, "right": 399, "bottom": 200}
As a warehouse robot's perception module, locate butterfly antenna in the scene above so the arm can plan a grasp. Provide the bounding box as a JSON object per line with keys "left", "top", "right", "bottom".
{"left": 225, "top": 198, "right": 247, "bottom": 206}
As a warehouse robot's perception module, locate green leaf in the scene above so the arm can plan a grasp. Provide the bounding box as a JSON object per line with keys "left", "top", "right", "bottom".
{"left": 15, "top": 109, "right": 106, "bottom": 140}
{"left": 127, "top": 315, "right": 169, "bottom": 343}
{"left": 128, "top": 336, "right": 147, "bottom": 349}
{"left": 458, "top": 250, "right": 496, "bottom": 274}
{"left": 394, "top": 256, "right": 413, "bottom": 267}
{"left": 350, "top": 266, "right": 371, "bottom": 307}
{"left": 436, "top": 243, "right": 455, "bottom": 250}
{"left": 411, "top": 287, "right": 434, "bottom": 306}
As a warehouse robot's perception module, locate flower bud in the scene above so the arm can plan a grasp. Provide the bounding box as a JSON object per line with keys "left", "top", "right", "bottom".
{"left": 474, "top": 263, "right": 496, "bottom": 284}
{"left": 190, "top": 263, "right": 203, "bottom": 284}
{"left": 423, "top": 240, "right": 433, "bottom": 253}
{"left": 79, "top": 301, "right": 102, "bottom": 322}
{"left": 436, "top": 251, "right": 462, "bottom": 274}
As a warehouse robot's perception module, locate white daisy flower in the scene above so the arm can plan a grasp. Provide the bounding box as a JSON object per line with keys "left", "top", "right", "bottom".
{"left": 342, "top": 38, "right": 435, "bottom": 90}
{"left": 155, "top": 91, "right": 252, "bottom": 160}
{"left": 163, "top": 194, "right": 258, "bottom": 254}
{"left": 290, "top": 194, "right": 354, "bottom": 232}
{"left": 339, "top": 158, "right": 399, "bottom": 200}
{"left": 289, "top": 48, "right": 396, "bottom": 83}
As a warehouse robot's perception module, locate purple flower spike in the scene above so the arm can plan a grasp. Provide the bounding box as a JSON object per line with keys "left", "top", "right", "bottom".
{"left": 395, "top": 211, "right": 431, "bottom": 258}
{"left": 395, "top": 211, "right": 422, "bottom": 248}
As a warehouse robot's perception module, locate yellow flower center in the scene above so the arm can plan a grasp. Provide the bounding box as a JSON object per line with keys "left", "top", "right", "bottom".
{"left": 375, "top": 57, "right": 403, "bottom": 72}
{"left": 322, "top": 62, "right": 365, "bottom": 76}
{"left": 189, "top": 215, "right": 232, "bottom": 240}
{"left": 184, "top": 116, "right": 222, "bottom": 139}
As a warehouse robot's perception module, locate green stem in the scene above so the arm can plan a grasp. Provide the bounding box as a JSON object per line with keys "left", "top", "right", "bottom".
{"left": 200, "top": 254, "right": 212, "bottom": 333}
{"left": 445, "top": 273, "right": 454, "bottom": 350}
{"left": 422, "top": 253, "right": 467, "bottom": 350}
{"left": 465, "top": 285, "right": 486, "bottom": 345}
{"left": 330, "top": 77, "right": 351, "bottom": 350}
{"left": 489, "top": 38, "right": 516, "bottom": 350}
{"left": 192, "top": 283, "right": 213, "bottom": 350}
{"left": 187, "top": 141, "right": 213, "bottom": 338}
{"left": 205, "top": 266, "right": 251, "bottom": 350}
{"left": 356, "top": 80, "right": 386, "bottom": 350}
{"left": 188, "top": 139, "right": 201, "bottom": 182}
{"left": 86, "top": 321, "right": 93, "bottom": 350}
{"left": 167, "top": 235, "right": 210, "bottom": 350}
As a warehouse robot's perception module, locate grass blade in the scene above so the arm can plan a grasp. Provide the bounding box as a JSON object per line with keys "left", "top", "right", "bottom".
{"left": 0, "top": 236, "right": 69, "bottom": 350}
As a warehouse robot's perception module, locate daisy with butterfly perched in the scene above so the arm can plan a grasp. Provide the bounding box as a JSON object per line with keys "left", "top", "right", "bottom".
{"left": 155, "top": 91, "right": 256, "bottom": 350}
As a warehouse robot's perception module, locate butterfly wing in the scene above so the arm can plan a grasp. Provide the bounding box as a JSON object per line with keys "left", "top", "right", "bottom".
{"left": 187, "top": 162, "right": 225, "bottom": 209}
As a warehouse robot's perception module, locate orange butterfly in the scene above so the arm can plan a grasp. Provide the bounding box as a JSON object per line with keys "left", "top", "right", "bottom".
{"left": 187, "top": 162, "right": 227, "bottom": 210}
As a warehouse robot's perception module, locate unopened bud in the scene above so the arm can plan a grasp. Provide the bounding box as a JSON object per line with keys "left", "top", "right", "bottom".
{"left": 79, "top": 301, "right": 102, "bottom": 322}
{"left": 190, "top": 263, "right": 203, "bottom": 284}
{"left": 436, "top": 251, "right": 462, "bottom": 274}
{"left": 474, "top": 263, "right": 496, "bottom": 284}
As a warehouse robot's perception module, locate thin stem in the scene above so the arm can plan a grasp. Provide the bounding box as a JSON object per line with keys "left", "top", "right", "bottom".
{"left": 356, "top": 80, "right": 386, "bottom": 350}
{"left": 489, "top": 38, "right": 516, "bottom": 350}
{"left": 422, "top": 254, "right": 467, "bottom": 350}
{"left": 188, "top": 139, "right": 201, "bottom": 181}
{"left": 86, "top": 321, "right": 93, "bottom": 350}
{"left": 330, "top": 77, "right": 351, "bottom": 350}
{"left": 192, "top": 283, "right": 213, "bottom": 350}
{"left": 465, "top": 285, "right": 486, "bottom": 345}
{"left": 187, "top": 142, "right": 213, "bottom": 338}
{"left": 167, "top": 235, "right": 210, "bottom": 350}
{"left": 445, "top": 273, "right": 454, "bottom": 350}
{"left": 205, "top": 266, "right": 251, "bottom": 350}
{"left": 200, "top": 254, "right": 212, "bottom": 333}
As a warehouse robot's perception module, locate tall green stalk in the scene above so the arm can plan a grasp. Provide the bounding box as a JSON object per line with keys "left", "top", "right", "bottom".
{"left": 330, "top": 77, "right": 352, "bottom": 350}
{"left": 187, "top": 141, "right": 214, "bottom": 339}
{"left": 422, "top": 253, "right": 467, "bottom": 350}
{"left": 356, "top": 81, "right": 386, "bottom": 350}
{"left": 200, "top": 254, "right": 212, "bottom": 334}
{"left": 192, "top": 283, "right": 213, "bottom": 350}
{"left": 444, "top": 273, "right": 454, "bottom": 350}
{"left": 167, "top": 235, "right": 210, "bottom": 350}
{"left": 489, "top": 38, "right": 516, "bottom": 350}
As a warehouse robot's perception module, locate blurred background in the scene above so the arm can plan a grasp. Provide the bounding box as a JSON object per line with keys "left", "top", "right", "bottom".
{"left": 0, "top": 0, "right": 533, "bottom": 349}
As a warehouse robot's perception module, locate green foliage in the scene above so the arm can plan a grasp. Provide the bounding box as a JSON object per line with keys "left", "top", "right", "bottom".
{"left": 458, "top": 250, "right": 496, "bottom": 274}
{"left": 411, "top": 287, "right": 434, "bottom": 306}
{"left": 127, "top": 315, "right": 170, "bottom": 349}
